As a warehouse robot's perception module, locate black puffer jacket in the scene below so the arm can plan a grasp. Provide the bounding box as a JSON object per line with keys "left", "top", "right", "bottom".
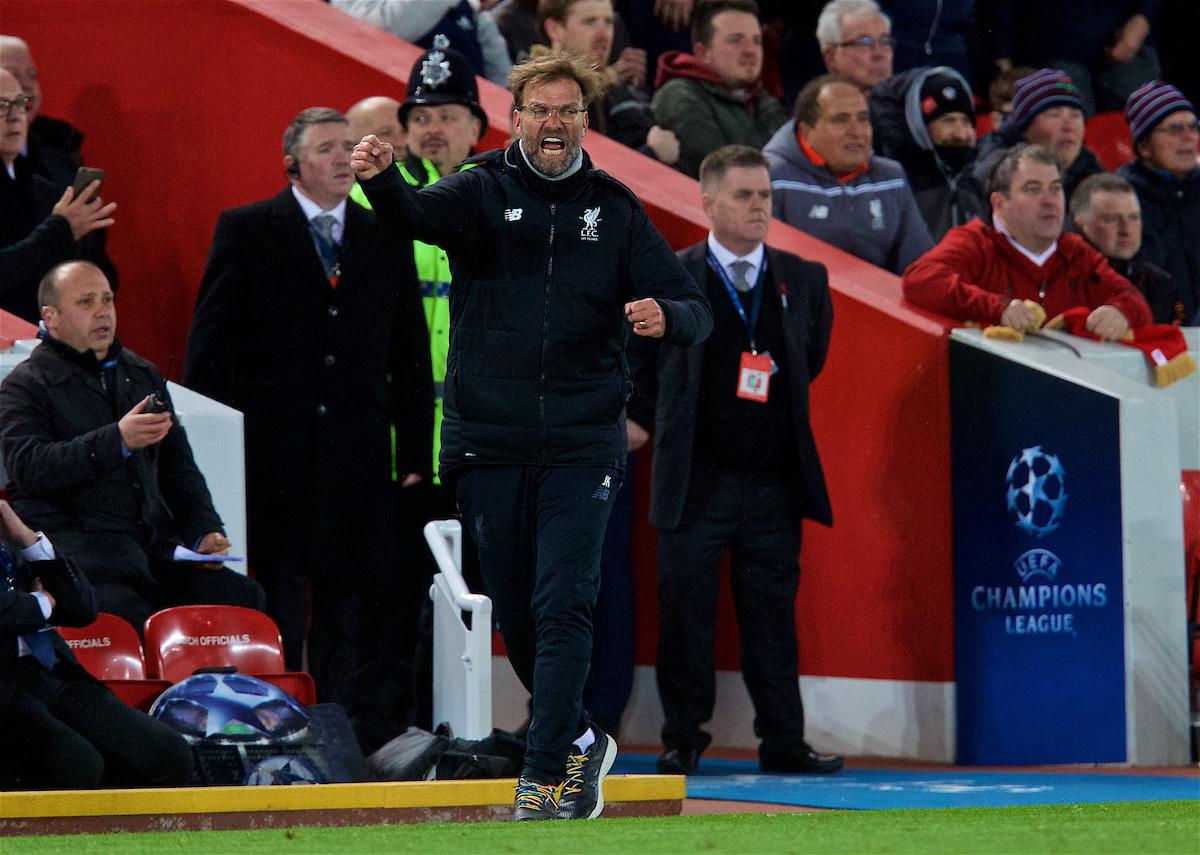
{"left": 360, "top": 142, "right": 712, "bottom": 474}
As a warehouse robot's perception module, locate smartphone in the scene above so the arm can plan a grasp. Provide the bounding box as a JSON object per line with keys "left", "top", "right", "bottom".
{"left": 71, "top": 166, "right": 105, "bottom": 200}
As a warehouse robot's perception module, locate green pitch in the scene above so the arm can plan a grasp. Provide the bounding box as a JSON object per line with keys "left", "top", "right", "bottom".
{"left": 4, "top": 801, "right": 1197, "bottom": 854}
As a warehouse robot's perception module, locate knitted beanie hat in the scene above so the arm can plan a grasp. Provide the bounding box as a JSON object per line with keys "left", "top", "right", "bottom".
{"left": 919, "top": 70, "right": 975, "bottom": 125}
{"left": 1008, "top": 69, "right": 1083, "bottom": 133}
{"left": 1125, "top": 80, "right": 1197, "bottom": 144}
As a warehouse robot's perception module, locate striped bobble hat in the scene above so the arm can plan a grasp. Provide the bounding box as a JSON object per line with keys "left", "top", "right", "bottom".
{"left": 1125, "top": 80, "right": 1196, "bottom": 143}
{"left": 1008, "top": 69, "right": 1083, "bottom": 133}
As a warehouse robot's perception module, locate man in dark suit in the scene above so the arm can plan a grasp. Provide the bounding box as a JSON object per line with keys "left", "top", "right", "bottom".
{"left": 183, "top": 107, "right": 434, "bottom": 755}
{"left": 0, "top": 261, "right": 265, "bottom": 632}
{"left": 0, "top": 499, "right": 194, "bottom": 790}
{"left": 627, "top": 144, "right": 843, "bottom": 777}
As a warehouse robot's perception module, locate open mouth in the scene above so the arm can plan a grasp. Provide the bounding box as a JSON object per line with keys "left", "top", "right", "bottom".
{"left": 540, "top": 136, "right": 566, "bottom": 156}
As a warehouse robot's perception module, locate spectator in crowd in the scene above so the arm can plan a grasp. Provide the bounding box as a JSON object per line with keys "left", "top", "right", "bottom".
{"left": 346, "top": 95, "right": 407, "bottom": 162}
{"left": 1118, "top": 80, "right": 1199, "bottom": 326}
{"left": 1, "top": 183, "right": 114, "bottom": 322}
{"left": 183, "top": 107, "right": 433, "bottom": 755}
{"left": 0, "top": 261, "right": 265, "bottom": 632}
{"left": 765, "top": 74, "right": 933, "bottom": 274}
{"left": 876, "top": 0, "right": 974, "bottom": 83}
{"left": 815, "top": 0, "right": 893, "bottom": 94}
{"left": 0, "top": 36, "right": 81, "bottom": 189}
{"left": 0, "top": 69, "right": 114, "bottom": 322}
{"left": 0, "top": 499, "right": 195, "bottom": 790}
{"left": 973, "top": 68, "right": 1103, "bottom": 205}
{"left": 330, "top": 1, "right": 512, "bottom": 86}
{"left": 652, "top": 0, "right": 787, "bottom": 178}
{"left": 627, "top": 145, "right": 842, "bottom": 778}
{"left": 353, "top": 52, "right": 711, "bottom": 820}
{"left": 987, "top": 64, "right": 1036, "bottom": 131}
{"left": 1070, "top": 172, "right": 1185, "bottom": 325}
{"left": 903, "top": 143, "right": 1153, "bottom": 333}
{"left": 541, "top": 0, "right": 680, "bottom": 166}
{"left": 871, "top": 66, "right": 987, "bottom": 240}
{"left": 979, "top": 0, "right": 1162, "bottom": 117}
{"left": 497, "top": 0, "right": 646, "bottom": 87}
{"left": 395, "top": 46, "right": 489, "bottom": 180}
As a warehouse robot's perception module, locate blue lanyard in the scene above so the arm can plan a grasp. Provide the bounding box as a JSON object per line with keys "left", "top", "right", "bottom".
{"left": 707, "top": 248, "right": 767, "bottom": 353}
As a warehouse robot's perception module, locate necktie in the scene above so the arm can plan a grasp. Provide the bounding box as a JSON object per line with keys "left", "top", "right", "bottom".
{"left": 730, "top": 259, "right": 754, "bottom": 293}
{"left": 0, "top": 543, "right": 57, "bottom": 669}
{"left": 312, "top": 214, "right": 338, "bottom": 248}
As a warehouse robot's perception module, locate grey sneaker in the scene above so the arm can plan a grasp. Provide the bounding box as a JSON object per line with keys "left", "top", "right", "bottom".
{"left": 513, "top": 777, "right": 563, "bottom": 821}
{"left": 557, "top": 726, "right": 617, "bottom": 820}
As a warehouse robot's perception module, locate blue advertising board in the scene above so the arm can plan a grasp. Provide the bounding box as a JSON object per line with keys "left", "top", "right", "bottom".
{"left": 950, "top": 339, "right": 1126, "bottom": 765}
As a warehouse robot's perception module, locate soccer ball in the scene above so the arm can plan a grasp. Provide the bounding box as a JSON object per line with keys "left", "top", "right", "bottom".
{"left": 244, "top": 755, "right": 325, "bottom": 786}
{"left": 150, "top": 672, "right": 310, "bottom": 743}
{"left": 1005, "top": 446, "right": 1067, "bottom": 537}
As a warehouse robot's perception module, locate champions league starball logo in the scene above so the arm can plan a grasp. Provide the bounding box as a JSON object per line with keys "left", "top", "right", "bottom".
{"left": 1005, "top": 446, "right": 1067, "bottom": 536}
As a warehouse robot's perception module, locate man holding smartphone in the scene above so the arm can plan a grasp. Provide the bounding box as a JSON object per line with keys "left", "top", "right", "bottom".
{"left": 0, "top": 67, "right": 116, "bottom": 321}
{"left": 0, "top": 261, "right": 266, "bottom": 633}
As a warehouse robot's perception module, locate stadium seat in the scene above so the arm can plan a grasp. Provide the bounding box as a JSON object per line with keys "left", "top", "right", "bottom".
{"left": 143, "top": 605, "right": 317, "bottom": 705}
{"left": 56, "top": 613, "right": 171, "bottom": 711}
{"left": 1085, "top": 111, "right": 1134, "bottom": 172}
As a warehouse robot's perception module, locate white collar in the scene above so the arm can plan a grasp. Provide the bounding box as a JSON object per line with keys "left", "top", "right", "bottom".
{"left": 707, "top": 233, "right": 765, "bottom": 279}
{"left": 993, "top": 216, "right": 1057, "bottom": 267}
{"left": 291, "top": 186, "right": 347, "bottom": 225}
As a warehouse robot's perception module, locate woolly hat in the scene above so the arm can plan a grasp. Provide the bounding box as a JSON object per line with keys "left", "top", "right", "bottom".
{"left": 1124, "top": 80, "right": 1196, "bottom": 144}
{"left": 919, "top": 70, "right": 975, "bottom": 125}
{"left": 1007, "top": 69, "right": 1083, "bottom": 133}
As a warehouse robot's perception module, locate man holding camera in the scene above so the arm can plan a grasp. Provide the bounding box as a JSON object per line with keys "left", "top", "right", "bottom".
{"left": 0, "top": 260, "right": 264, "bottom": 632}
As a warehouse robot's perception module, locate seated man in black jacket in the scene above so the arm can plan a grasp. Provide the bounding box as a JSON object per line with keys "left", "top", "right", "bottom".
{"left": 0, "top": 261, "right": 264, "bottom": 631}
{"left": 0, "top": 498, "right": 193, "bottom": 790}
{"left": 1070, "top": 172, "right": 1186, "bottom": 326}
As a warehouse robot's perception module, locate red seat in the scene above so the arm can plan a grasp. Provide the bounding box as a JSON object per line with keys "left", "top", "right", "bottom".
{"left": 58, "top": 612, "right": 146, "bottom": 679}
{"left": 56, "top": 613, "right": 171, "bottom": 711}
{"left": 1085, "top": 111, "right": 1135, "bottom": 172}
{"left": 143, "top": 605, "right": 316, "bottom": 705}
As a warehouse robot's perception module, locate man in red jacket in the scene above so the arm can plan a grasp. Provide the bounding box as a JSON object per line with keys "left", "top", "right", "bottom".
{"left": 902, "top": 143, "right": 1152, "bottom": 337}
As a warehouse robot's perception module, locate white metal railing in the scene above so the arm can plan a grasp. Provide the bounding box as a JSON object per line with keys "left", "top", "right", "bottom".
{"left": 424, "top": 519, "right": 492, "bottom": 740}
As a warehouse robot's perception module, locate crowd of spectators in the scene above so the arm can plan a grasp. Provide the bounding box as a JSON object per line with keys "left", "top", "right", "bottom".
{"left": 0, "top": 0, "right": 1195, "bottom": 793}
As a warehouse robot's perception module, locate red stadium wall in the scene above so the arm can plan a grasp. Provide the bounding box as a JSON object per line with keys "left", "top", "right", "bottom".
{"left": 2, "top": 0, "right": 956, "bottom": 685}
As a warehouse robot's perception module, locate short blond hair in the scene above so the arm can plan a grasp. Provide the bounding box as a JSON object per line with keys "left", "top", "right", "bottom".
{"left": 508, "top": 51, "right": 607, "bottom": 110}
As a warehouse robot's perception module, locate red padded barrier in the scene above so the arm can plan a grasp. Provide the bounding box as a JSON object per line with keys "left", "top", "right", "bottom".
{"left": 4, "top": 0, "right": 957, "bottom": 683}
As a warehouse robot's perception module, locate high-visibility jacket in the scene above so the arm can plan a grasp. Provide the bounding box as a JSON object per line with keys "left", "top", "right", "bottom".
{"left": 352, "top": 156, "right": 453, "bottom": 480}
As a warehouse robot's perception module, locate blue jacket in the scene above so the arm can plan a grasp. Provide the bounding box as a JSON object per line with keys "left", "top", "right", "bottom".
{"left": 765, "top": 119, "right": 934, "bottom": 275}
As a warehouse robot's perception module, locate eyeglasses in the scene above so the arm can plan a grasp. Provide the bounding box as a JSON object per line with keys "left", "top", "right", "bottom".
{"left": 836, "top": 35, "right": 895, "bottom": 51}
{"left": 0, "top": 96, "right": 33, "bottom": 118}
{"left": 1152, "top": 118, "right": 1200, "bottom": 137}
{"left": 519, "top": 104, "right": 585, "bottom": 123}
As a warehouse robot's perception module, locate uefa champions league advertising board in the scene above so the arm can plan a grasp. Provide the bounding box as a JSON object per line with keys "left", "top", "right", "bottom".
{"left": 949, "top": 340, "right": 1126, "bottom": 765}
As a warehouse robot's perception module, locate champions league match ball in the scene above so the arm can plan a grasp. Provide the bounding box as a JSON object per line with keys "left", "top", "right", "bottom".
{"left": 1005, "top": 446, "right": 1068, "bottom": 537}
{"left": 150, "top": 672, "right": 310, "bottom": 743}
{"left": 244, "top": 755, "right": 325, "bottom": 786}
